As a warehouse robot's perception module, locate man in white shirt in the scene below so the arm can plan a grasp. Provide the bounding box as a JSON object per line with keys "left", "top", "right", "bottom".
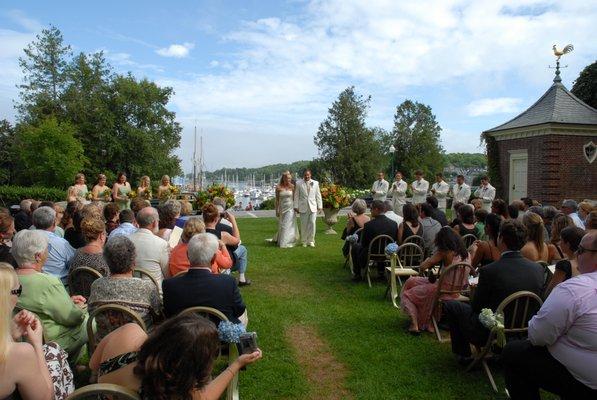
{"left": 370, "top": 172, "right": 389, "bottom": 202}
{"left": 293, "top": 169, "right": 323, "bottom": 247}
{"left": 502, "top": 231, "right": 597, "bottom": 399}
{"left": 383, "top": 200, "right": 403, "bottom": 226}
{"left": 430, "top": 173, "right": 450, "bottom": 212}
{"left": 388, "top": 171, "right": 408, "bottom": 216}
{"left": 473, "top": 176, "right": 496, "bottom": 212}
{"left": 451, "top": 175, "right": 471, "bottom": 212}
{"left": 411, "top": 170, "right": 429, "bottom": 205}
{"left": 561, "top": 199, "right": 586, "bottom": 229}
{"left": 128, "top": 207, "right": 170, "bottom": 292}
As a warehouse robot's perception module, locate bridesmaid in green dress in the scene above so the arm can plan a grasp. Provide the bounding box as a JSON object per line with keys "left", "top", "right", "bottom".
{"left": 67, "top": 173, "right": 89, "bottom": 203}
{"left": 112, "top": 172, "right": 131, "bottom": 211}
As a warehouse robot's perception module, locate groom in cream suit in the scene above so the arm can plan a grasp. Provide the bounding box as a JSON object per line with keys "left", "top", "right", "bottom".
{"left": 293, "top": 169, "right": 323, "bottom": 247}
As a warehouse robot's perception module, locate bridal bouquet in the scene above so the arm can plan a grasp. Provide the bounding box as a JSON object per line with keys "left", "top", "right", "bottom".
{"left": 479, "top": 308, "right": 506, "bottom": 347}
{"left": 102, "top": 188, "right": 112, "bottom": 201}
{"left": 196, "top": 184, "right": 235, "bottom": 209}
{"left": 159, "top": 185, "right": 180, "bottom": 201}
{"left": 127, "top": 190, "right": 137, "bottom": 199}
{"left": 321, "top": 184, "right": 351, "bottom": 209}
{"left": 139, "top": 188, "right": 152, "bottom": 200}
{"left": 85, "top": 191, "right": 94, "bottom": 201}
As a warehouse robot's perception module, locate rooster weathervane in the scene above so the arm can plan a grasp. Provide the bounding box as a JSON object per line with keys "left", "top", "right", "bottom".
{"left": 552, "top": 44, "right": 574, "bottom": 61}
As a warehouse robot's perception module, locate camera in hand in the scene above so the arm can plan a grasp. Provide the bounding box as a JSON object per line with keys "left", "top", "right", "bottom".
{"left": 239, "top": 332, "right": 258, "bottom": 354}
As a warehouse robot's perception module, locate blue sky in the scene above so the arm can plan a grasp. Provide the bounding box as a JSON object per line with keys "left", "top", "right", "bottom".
{"left": 1, "top": 0, "right": 596, "bottom": 173}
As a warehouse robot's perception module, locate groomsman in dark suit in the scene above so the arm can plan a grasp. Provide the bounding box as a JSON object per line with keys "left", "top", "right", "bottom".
{"left": 351, "top": 200, "right": 398, "bottom": 281}
{"left": 443, "top": 220, "right": 544, "bottom": 363}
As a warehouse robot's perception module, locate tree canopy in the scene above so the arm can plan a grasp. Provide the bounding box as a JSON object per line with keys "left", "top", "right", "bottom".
{"left": 571, "top": 61, "right": 597, "bottom": 109}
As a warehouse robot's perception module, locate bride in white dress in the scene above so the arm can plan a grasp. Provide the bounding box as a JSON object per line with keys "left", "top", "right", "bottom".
{"left": 275, "top": 172, "right": 298, "bottom": 248}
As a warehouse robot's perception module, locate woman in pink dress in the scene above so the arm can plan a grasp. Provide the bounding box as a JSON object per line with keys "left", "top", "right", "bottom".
{"left": 400, "top": 227, "right": 471, "bottom": 334}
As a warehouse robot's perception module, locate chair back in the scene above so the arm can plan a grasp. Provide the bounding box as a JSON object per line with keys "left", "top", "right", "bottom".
{"left": 536, "top": 261, "right": 553, "bottom": 299}
{"left": 496, "top": 291, "right": 543, "bottom": 334}
{"left": 66, "top": 383, "right": 140, "bottom": 400}
{"left": 179, "top": 306, "right": 239, "bottom": 400}
{"left": 436, "top": 262, "right": 472, "bottom": 296}
{"left": 397, "top": 243, "right": 424, "bottom": 268}
{"left": 403, "top": 235, "right": 424, "bottom": 249}
{"left": 353, "top": 227, "right": 364, "bottom": 243}
{"left": 132, "top": 268, "right": 160, "bottom": 291}
{"left": 87, "top": 304, "right": 147, "bottom": 354}
{"left": 174, "top": 270, "right": 188, "bottom": 277}
{"left": 461, "top": 234, "right": 477, "bottom": 249}
{"left": 68, "top": 266, "right": 102, "bottom": 298}
{"left": 366, "top": 235, "right": 395, "bottom": 265}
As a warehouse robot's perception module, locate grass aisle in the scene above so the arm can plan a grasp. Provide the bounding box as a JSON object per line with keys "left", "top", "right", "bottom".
{"left": 236, "top": 217, "right": 504, "bottom": 400}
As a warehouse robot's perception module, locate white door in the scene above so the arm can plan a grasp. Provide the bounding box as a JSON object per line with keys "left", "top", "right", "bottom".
{"left": 509, "top": 152, "right": 528, "bottom": 201}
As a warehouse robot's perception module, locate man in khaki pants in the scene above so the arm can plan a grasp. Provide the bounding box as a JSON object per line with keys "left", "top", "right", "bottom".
{"left": 293, "top": 169, "right": 322, "bottom": 247}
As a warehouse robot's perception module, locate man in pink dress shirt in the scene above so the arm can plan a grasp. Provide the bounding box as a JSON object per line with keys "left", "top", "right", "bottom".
{"left": 502, "top": 231, "right": 597, "bottom": 399}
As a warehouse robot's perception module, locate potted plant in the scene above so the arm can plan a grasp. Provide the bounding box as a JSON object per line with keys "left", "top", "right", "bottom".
{"left": 320, "top": 183, "right": 351, "bottom": 234}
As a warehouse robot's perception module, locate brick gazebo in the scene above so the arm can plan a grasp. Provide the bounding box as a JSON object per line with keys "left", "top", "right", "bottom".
{"left": 482, "top": 69, "right": 597, "bottom": 204}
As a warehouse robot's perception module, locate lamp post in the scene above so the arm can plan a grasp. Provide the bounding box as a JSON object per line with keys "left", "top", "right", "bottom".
{"left": 389, "top": 145, "right": 396, "bottom": 177}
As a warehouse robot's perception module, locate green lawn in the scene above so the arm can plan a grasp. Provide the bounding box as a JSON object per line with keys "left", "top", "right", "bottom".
{"left": 235, "top": 216, "right": 509, "bottom": 400}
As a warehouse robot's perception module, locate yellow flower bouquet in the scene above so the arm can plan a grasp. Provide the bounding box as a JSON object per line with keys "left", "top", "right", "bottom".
{"left": 320, "top": 184, "right": 351, "bottom": 209}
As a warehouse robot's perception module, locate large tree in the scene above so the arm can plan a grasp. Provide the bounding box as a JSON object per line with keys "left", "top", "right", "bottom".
{"left": 571, "top": 61, "right": 597, "bottom": 109}
{"left": 391, "top": 100, "right": 445, "bottom": 180}
{"left": 17, "top": 25, "right": 71, "bottom": 122}
{"left": 13, "top": 118, "right": 88, "bottom": 188}
{"left": 313, "top": 87, "right": 384, "bottom": 187}
{"left": 0, "top": 120, "right": 17, "bottom": 185}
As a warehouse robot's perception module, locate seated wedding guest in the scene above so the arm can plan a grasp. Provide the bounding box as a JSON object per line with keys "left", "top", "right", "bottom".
{"left": 561, "top": 199, "right": 585, "bottom": 229}
{"left": 578, "top": 201, "right": 593, "bottom": 226}
{"left": 521, "top": 197, "right": 533, "bottom": 211}
{"left": 383, "top": 200, "right": 403, "bottom": 226}
{"left": 443, "top": 220, "right": 544, "bottom": 364}
{"left": 550, "top": 213, "right": 574, "bottom": 258}
{"left": 108, "top": 209, "right": 137, "bottom": 239}
{"left": 51, "top": 204, "right": 65, "bottom": 238}
{"left": 14, "top": 199, "right": 33, "bottom": 232}
{"left": 398, "top": 203, "right": 423, "bottom": 244}
{"left": 542, "top": 205, "right": 559, "bottom": 237}
{"left": 470, "top": 198, "right": 483, "bottom": 212}
{"left": 30, "top": 200, "right": 40, "bottom": 215}
{"left": 502, "top": 231, "right": 597, "bottom": 399}
{"left": 131, "top": 197, "right": 150, "bottom": 216}
{"left": 426, "top": 196, "right": 448, "bottom": 227}
{"left": 89, "top": 313, "right": 262, "bottom": 399}
{"left": 12, "top": 230, "right": 88, "bottom": 360}
{"left": 32, "top": 206, "right": 75, "bottom": 284}
{"left": 587, "top": 211, "right": 597, "bottom": 230}
{"left": 157, "top": 200, "right": 181, "bottom": 242}
{"left": 180, "top": 199, "right": 193, "bottom": 216}
{"left": 521, "top": 212, "right": 559, "bottom": 263}
{"left": 163, "top": 233, "right": 247, "bottom": 324}
{"left": 449, "top": 202, "right": 465, "bottom": 227}
{"left": 129, "top": 207, "right": 169, "bottom": 288}
{"left": 103, "top": 202, "right": 121, "bottom": 235}
{"left": 420, "top": 203, "right": 442, "bottom": 255}
{"left": 64, "top": 211, "right": 86, "bottom": 249}
{"left": 341, "top": 199, "right": 370, "bottom": 257}
{"left": 204, "top": 204, "right": 251, "bottom": 286}
{"left": 511, "top": 199, "right": 525, "bottom": 215}
{"left": 507, "top": 203, "right": 519, "bottom": 221}
{"left": 68, "top": 216, "right": 110, "bottom": 276}
{"left": 89, "top": 236, "right": 161, "bottom": 332}
{"left": 0, "top": 211, "right": 17, "bottom": 267}
{"left": 351, "top": 201, "right": 398, "bottom": 281}
{"left": 400, "top": 227, "right": 471, "bottom": 334}
{"left": 59, "top": 200, "right": 80, "bottom": 233}
{"left": 474, "top": 209, "right": 488, "bottom": 240}
{"left": 0, "top": 263, "right": 75, "bottom": 400}
{"left": 491, "top": 199, "right": 509, "bottom": 219}
{"left": 544, "top": 226, "right": 585, "bottom": 296}
{"left": 169, "top": 217, "right": 232, "bottom": 276}
{"left": 212, "top": 197, "right": 232, "bottom": 227}
{"left": 469, "top": 213, "right": 502, "bottom": 268}
{"left": 453, "top": 204, "right": 480, "bottom": 238}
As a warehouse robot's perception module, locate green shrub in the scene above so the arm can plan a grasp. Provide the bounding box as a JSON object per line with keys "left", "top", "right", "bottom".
{"left": 0, "top": 185, "right": 66, "bottom": 207}
{"left": 258, "top": 198, "right": 276, "bottom": 210}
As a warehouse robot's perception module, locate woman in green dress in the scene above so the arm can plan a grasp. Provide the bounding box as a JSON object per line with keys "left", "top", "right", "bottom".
{"left": 12, "top": 229, "right": 88, "bottom": 361}
{"left": 112, "top": 172, "right": 131, "bottom": 211}
{"left": 67, "top": 173, "right": 89, "bottom": 203}
{"left": 91, "top": 173, "right": 112, "bottom": 204}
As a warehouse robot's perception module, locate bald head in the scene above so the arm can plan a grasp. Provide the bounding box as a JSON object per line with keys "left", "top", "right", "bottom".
{"left": 578, "top": 231, "right": 597, "bottom": 274}
{"left": 136, "top": 207, "right": 159, "bottom": 233}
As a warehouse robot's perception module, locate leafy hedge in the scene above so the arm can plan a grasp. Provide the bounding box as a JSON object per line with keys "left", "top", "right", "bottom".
{"left": 0, "top": 185, "right": 66, "bottom": 207}
{"left": 258, "top": 198, "right": 276, "bottom": 210}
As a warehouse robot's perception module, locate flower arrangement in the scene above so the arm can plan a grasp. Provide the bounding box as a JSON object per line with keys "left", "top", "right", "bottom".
{"left": 479, "top": 308, "right": 506, "bottom": 347}
{"left": 196, "top": 184, "right": 235, "bottom": 209}
{"left": 385, "top": 243, "right": 400, "bottom": 255}
{"left": 346, "top": 233, "right": 360, "bottom": 244}
{"left": 345, "top": 188, "right": 370, "bottom": 202}
{"left": 218, "top": 321, "right": 246, "bottom": 343}
{"left": 320, "top": 183, "right": 351, "bottom": 209}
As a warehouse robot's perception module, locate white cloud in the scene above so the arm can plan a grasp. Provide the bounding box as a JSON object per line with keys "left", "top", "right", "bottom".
{"left": 6, "top": 9, "right": 43, "bottom": 32}
{"left": 156, "top": 42, "right": 194, "bottom": 58}
{"left": 466, "top": 97, "right": 523, "bottom": 117}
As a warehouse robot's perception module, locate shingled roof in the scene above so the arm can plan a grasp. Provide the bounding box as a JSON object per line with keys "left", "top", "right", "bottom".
{"left": 484, "top": 74, "right": 597, "bottom": 133}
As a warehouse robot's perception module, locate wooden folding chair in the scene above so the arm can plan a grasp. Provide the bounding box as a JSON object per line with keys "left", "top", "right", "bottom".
{"left": 132, "top": 268, "right": 161, "bottom": 292}
{"left": 68, "top": 266, "right": 102, "bottom": 298}
{"left": 179, "top": 306, "right": 239, "bottom": 400}
{"left": 430, "top": 262, "right": 473, "bottom": 342}
{"left": 365, "top": 234, "right": 395, "bottom": 288}
{"left": 87, "top": 304, "right": 147, "bottom": 354}
{"left": 461, "top": 234, "right": 478, "bottom": 249}
{"left": 385, "top": 253, "right": 419, "bottom": 307}
{"left": 343, "top": 228, "right": 363, "bottom": 271}
{"left": 383, "top": 242, "right": 424, "bottom": 299}
{"left": 66, "top": 383, "right": 140, "bottom": 399}
{"left": 403, "top": 235, "right": 424, "bottom": 249}
{"left": 466, "top": 291, "right": 543, "bottom": 392}
{"left": 537, "top": 261, "right": 553, "bottom": 299}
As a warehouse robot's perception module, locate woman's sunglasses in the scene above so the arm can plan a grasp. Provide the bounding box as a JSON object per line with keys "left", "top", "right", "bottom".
{"left": 11, "top": 284, "right": 22, "bottom": 296}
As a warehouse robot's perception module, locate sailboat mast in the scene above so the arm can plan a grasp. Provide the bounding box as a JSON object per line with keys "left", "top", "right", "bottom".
{"left": 193, "top": 124, "right": 197, "bottom": 192}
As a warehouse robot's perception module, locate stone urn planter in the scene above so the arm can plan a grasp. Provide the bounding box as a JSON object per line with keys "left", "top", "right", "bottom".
{"left": 323, "top": 208, "right": 340, "bottom": 234}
